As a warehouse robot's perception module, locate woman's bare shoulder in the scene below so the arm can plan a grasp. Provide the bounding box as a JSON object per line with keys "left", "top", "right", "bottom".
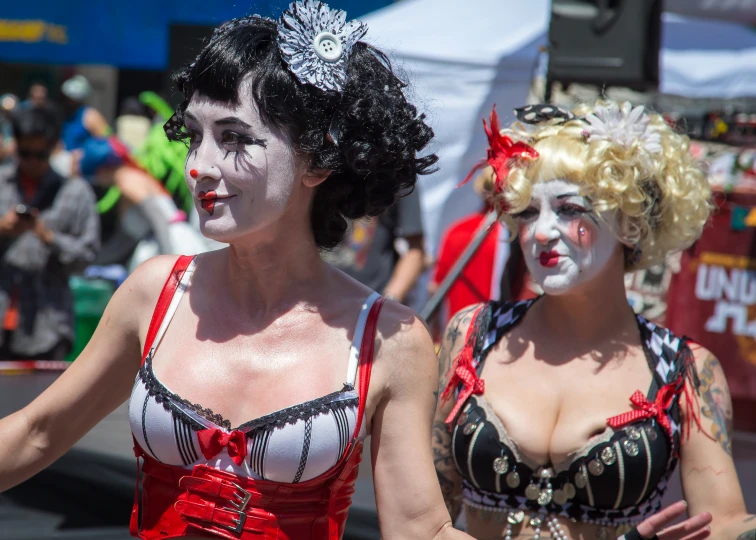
{"left": 375, "top": 300, "right": 432, "bottom": 356}
{"left": 111, "top": 255, "right": 187, "bottom": 330}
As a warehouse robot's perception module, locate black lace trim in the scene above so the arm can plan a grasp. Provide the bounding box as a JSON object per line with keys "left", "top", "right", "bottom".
{"left": 236, "top": 388, "right": 358, "bottom": 435}
{"left": 139, "top": 356, "right": 222, "bottom": 430}
{"left": 138, "top": 354, "right": 358, "bottom": 435}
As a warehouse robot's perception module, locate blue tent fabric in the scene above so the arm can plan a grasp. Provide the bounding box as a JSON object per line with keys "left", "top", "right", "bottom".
{"left": 0, "top": 0, "right": 388, "bottom": 69}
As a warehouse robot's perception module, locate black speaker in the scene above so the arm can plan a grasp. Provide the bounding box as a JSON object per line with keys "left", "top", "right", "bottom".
{"left": 547, "top": 0, "right": 662, "bottom": 92}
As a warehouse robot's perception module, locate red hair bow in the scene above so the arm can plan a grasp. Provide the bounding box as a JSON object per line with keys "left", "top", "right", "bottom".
{"left": 197, "top": 428, "right": 248, "bottom": 466}
{"left": 460, "top": 105, "right": 539, "bottom": 200}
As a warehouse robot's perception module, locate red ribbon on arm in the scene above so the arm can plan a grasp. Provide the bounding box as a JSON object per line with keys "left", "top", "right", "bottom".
{"left": 441, "top": 346, "right": 485, "bottom": 426}
{"left": 197, "top": 428, "right": 248, "bottom": 466}
{"left": 607, "top": 382, "right": 679, "bottom": 439}
{"left": 458, "top": 104, "right": 539, "bottom": 201}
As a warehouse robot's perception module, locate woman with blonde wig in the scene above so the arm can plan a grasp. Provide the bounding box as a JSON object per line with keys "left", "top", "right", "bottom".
{"left": 434, "top": 100, "right": 754, "bottom": 539}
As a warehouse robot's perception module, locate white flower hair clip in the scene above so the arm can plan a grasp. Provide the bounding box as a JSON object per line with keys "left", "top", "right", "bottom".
{"left": 583, "top": 102, "right": 662, "bottom": 154}
{"left": 277, "top": 0, "right": 368, "bottom": 93}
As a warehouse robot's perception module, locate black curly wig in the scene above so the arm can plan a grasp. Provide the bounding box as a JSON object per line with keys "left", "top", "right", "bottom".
{"left": 168, "top": 15, "right": 437, "bottom": 249}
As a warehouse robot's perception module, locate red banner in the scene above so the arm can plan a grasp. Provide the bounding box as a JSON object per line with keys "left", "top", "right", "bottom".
{"left": 666, "top": 191, "right": 756, "bottom": 429}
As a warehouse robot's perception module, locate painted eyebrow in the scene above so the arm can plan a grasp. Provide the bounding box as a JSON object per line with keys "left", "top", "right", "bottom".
{"left": 182, "top": 112, "right": 252, "bottom": 130}
{"left": 556, "top": 192, "right": 582, "bottom": 199}
{"left": 215, "top": 117, "right": 252, "bottom": 128}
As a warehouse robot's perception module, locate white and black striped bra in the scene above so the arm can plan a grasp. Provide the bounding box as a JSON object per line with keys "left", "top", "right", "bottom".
{"left": 128, "top": 258, "right": 377, "bottom": 484}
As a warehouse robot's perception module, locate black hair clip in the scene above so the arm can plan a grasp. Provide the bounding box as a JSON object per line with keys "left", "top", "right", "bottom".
{"left": 514, "top": 104, "right": 575, "bottom": 125}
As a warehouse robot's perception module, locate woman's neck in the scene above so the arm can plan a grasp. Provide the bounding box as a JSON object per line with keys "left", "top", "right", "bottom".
{"left": 221, "top": 220, "right": 329, "bottom": 317}
{"left": 535, "top": 259, "right": 637, "bottom": 345}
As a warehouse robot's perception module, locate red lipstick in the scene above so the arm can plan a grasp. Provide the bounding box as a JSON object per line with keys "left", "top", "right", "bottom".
{"left": 198, "top": 190, "right": 218, "bottom": 215}
{"left": 538, "top": 251, "right": 561, "bottom": 268}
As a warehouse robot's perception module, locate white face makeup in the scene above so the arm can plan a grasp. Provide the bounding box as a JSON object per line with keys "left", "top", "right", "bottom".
{"left": 515, "top": 179, "right": 619, "bottom": 295}
{"left": 183, "top": 82, "right": 304, "bottom": 243}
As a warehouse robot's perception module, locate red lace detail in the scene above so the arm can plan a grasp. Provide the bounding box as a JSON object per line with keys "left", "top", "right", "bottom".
{"left": 458, "top": 105, "right": 539, "bottom": 203}
{"left": 607, "top": 383, "right": 679, "bottom": 440}
{"left": 679, "top": 340, "right": 716, "bottom": 450}
{"left": 441, "top": 306, "right": 486, "bottom": 425}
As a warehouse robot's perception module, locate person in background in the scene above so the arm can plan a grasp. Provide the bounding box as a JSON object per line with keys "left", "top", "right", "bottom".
{"left": 0, "top": 106, "right": 100, "bottom": 360}
{"left": 79, "top": 136, "right": 210, "bottom": 268}
{"left": 115, "top": 96, "right": 152, "bottom": 151}
{"left": 23, "top": 83, "right": 50, "bottom": 111}
{"left": 59, "top": 75, "right": 109, "bottom": 151}
{"left": 325, "top": 185, "right": 426, "bottom": 304}
{"left": 429, "top": 166, "right": 509, "bottom": 329}
{"left": 0, "top": 94, "right": 18, "bottom": 167}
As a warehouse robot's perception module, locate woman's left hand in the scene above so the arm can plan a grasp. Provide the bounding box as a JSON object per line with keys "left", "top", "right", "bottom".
{"left": 624, "top": 500, "right": 711, "bottom": 540}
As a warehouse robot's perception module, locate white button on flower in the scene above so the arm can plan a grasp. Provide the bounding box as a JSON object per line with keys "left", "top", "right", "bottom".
{"left": 278, "top": 0, "right": 368, "bottom": 92}
{"left": 314, "top": 32, "right": 342, "bottom": 62}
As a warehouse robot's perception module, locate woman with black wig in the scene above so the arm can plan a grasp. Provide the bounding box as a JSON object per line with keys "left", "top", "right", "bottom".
{"left": 0, "top": 3, "right": 712, "bottom": 539}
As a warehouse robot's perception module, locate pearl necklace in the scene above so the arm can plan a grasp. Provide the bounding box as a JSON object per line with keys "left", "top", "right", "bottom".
{"left": 503, "top": 511, "right": 568, "bottom": 540}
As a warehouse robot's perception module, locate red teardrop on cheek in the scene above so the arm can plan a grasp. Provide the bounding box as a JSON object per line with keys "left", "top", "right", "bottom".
{"left": 569, "top": 219, "right": 594, "bottom": 246}
{"left": 189, "top": 169, "right": 199, "bottom": 179}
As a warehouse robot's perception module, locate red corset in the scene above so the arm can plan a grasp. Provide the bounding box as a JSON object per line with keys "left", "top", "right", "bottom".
{"left": 130, "top": 256, "right": 384, "bottom": 539}
{"left": 130, "top": 440, "right": 365, "bottom": 540}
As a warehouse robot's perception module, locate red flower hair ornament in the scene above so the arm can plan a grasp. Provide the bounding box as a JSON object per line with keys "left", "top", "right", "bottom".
{"left": 459, "top": 105, "right": 539, "bottom": 209}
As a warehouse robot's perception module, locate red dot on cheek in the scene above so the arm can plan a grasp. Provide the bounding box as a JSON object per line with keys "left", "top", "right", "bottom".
{"left": 189, "top": 169, "right": 199, "bottom": 179}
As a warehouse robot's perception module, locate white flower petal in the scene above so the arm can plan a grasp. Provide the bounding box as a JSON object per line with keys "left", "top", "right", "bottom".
{"left": 333, "top": 10, "right": 347, "bottom": 32}
{"left": 277, "top": 0, "right": 366, "bottom": 92}
{"left": 584, "top": 102, "right": 661, "bottom": 153}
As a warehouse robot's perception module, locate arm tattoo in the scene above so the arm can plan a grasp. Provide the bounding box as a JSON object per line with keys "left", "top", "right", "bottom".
{"left": 698, "top": 354, "right": 734, "bottom": 456}
{"left": 432, "top": 419, "right": 460, "bottom": 518}
{"left": 437, "top": 305, "right": 478, "bottom": 387}
{"left": 737, "top": 531, "right": 756, "bottom": 540}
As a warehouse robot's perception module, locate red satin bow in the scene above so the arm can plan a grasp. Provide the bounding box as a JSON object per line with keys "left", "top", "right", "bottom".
{"left": 459, "top": 105, "right": 539, "bottom": 200}
{"left": 197, "top": 428, "right": 248, "bottom": 466}
{"left": 607, "top": 382, "right": 679, "bottom": 439}
{"left": 442, "top": 347, "right": 485, "bottom": 425}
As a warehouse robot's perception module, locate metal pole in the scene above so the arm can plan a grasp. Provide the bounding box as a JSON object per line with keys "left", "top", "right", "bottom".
{"left": 420, "top": 210, "right": 499, "bottom": 321}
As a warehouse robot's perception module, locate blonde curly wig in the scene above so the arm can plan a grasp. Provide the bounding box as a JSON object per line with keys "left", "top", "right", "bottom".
{"left": 497, "top": 100, "right": 712, "bottom": 272}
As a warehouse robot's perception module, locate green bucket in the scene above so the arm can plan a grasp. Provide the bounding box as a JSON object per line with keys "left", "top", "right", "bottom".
{"left": 65, "top": 277, "right": 115, "bottom": 362}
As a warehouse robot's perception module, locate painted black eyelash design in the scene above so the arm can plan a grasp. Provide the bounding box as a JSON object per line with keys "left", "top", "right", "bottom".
{"left": 222, "top": 134, "right": 267, "bottom": 171}
{"left": 236, "top": 134, "right": 267, "bottom": 148}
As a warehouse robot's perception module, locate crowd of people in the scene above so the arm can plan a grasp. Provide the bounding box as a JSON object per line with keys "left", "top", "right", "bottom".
{"left": 0, "top": 1, "right": 753, "bottom": 539}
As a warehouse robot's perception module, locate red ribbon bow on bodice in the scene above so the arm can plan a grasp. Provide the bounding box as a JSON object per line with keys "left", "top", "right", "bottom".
{"left": 607, "top": 382, "right": 680, "bottom": 439}
{"left": 197, "top": 428, "right": 247, "bottom": 466}
{"left": 442, "top": 347, "right": 485, "bottom": 426}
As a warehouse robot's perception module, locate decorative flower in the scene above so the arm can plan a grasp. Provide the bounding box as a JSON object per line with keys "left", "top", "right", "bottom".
{"left": 277, "top": 0, "right": 368, "bottom": 92}
{"left": 584, "top": 102, "right": 662, "bottom": 154}
{"left": 460, "top": 105, "right": 539, "bottom": 201}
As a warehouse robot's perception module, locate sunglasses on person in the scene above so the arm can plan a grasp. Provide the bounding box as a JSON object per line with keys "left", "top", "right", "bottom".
{"left": 18, "top": 148, "right": 51, "bottom": 160}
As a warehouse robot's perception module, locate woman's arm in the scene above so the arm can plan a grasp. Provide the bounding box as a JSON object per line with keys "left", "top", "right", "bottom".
{"left": 680, "top": 347, "right": 754, "bottom": 537}
{"left": 83, "top": 107, "right": 111, "bottom": 138}
{"left": 0, "top": 255, "right": 176, "bottom": 492}
{"left": 432, "top": 305, "right": 480, "bottom": 520}
{"left": 370, "top": 302, "right": 473, "bottom": 540}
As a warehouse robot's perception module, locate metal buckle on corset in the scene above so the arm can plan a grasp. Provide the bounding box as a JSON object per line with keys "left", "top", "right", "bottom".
{"left": 220, "top": 482, "right": 252, "bottom": 534}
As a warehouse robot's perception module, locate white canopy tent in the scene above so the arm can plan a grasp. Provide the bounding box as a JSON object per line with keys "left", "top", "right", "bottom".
{"left": 660, "top": 14, "right": 756, "bottom": 98}
{"left": 362, "top": 0, "right": 756, "bottom": 254}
